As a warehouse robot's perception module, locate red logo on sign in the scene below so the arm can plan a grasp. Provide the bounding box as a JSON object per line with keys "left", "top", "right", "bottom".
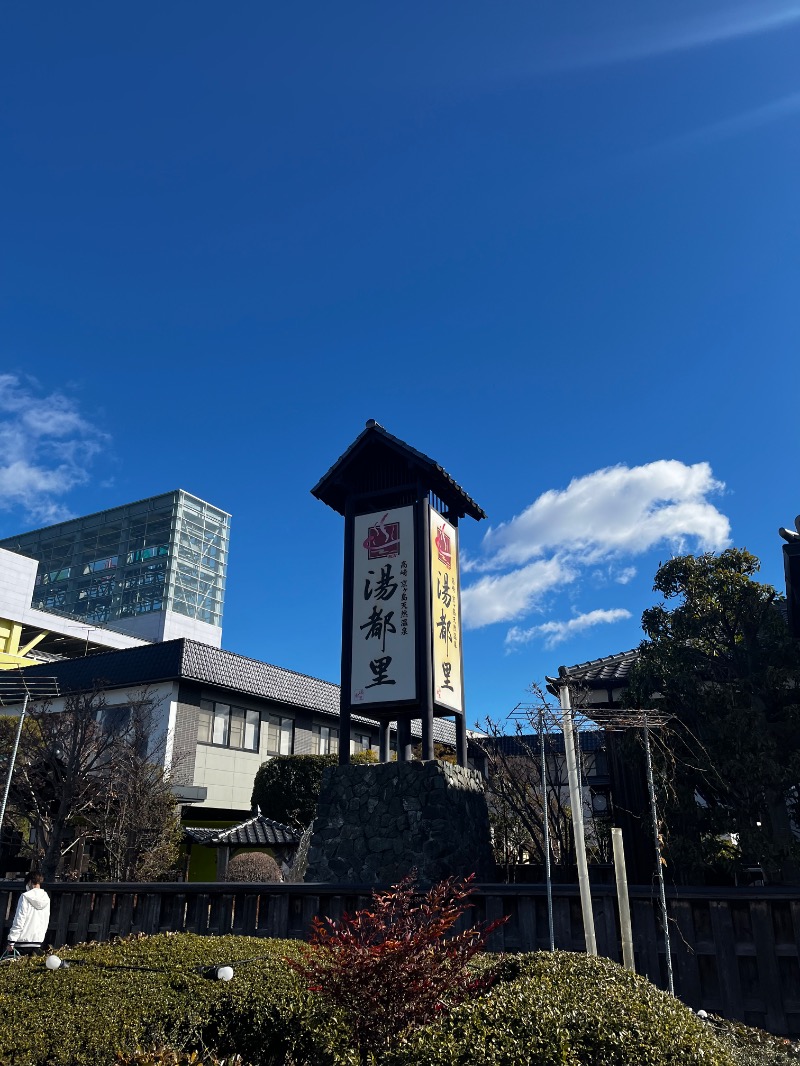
{"left": 364, "top": 514, "right": 400, "bottom": 559}
{"left": 435, "top": 523, "right": 451, "bottom": 569}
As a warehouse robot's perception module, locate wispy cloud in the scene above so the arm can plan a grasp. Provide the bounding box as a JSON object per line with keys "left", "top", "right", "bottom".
{"left": 506, "top": 608, "right": 633, "bottom": 651}
{"left": 0, "top": 375, "right": 107, "bottom": 526}
{"left": 647, "top": 91, "right": 800, "bottom": 157}
{"left": 462, "top": 460, "right": 730, "bottom": 633}
{"left": 615, "top": 567, "right": 637, "bottom": 586}
{"left": 462, "top": 556, "right": 577, "bottom": 629}
{"left": 533, "top": 3, "right": 800, "bottom": 74}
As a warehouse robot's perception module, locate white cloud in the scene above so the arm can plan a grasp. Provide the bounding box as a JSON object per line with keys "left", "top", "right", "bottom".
{"left": 461, "top": 556, "right": 576, "bottom": 629}
{"left": 0, "top": 375, "right": 107, "bottom": 526}
{"left": 462, "top": 460, "right": 730, "bottom": 632}
{"left": 481, "top": 461, "right": 729, "bottom": 569}
{"left": 506, "top": 608, "right": 633, "bottom": 650}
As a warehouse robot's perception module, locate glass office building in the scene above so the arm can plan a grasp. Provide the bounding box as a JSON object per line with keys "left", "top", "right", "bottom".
{"left": 0, "top": 491, "right": 230, "bottom": 645}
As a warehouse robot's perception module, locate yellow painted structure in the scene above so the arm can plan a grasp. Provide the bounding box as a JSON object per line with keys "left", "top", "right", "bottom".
{"left": 0, "top": 618, "right": 47, "bottom": 670}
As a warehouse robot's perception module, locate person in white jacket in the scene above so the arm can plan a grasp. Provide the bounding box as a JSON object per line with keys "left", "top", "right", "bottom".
{"left": 6, "top": 873, "right": 50, "bottom": 955}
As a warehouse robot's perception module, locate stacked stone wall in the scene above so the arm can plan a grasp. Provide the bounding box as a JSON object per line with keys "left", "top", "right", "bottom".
{"left": 304, "top": 759, "right": 495, "bottom": 884}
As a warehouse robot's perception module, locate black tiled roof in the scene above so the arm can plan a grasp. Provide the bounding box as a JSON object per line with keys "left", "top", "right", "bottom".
{"left": 185, "top": 814, "right": 301, "bottom": 848}
{"left": 181, "top": 642, "right": 342, "bottom": 716}
{"left": 545, "top": 649, "right": 639, "bottom": 693}
{"left": 311, "top": 421, "right": 486, "bottom": 521}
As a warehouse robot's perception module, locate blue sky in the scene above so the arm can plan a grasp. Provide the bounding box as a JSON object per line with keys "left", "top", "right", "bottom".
{"left": 1, "top": 2, "right": 798, "bottom": 725}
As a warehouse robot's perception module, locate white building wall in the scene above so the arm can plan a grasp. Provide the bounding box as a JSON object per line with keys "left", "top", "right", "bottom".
{"left": 5, "top": 680, "right": 178, "bottom": 764}
{"left": 192, "top": 721, "right": 272, "bottom": 813}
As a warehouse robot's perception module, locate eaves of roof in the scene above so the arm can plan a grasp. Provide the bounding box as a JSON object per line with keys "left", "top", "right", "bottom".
{"left": 185, "top": 814, "right": 301, "bottom": 848}
{"left": 544, "top": 649, "right": 640, "bottom": 696}
{"left": 311, "top": 421, "right": 486, "bottom": 522}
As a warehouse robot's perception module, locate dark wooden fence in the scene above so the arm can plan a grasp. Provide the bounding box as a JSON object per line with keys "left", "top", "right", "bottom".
{"left": 3, "top": 880, "right": 800, "bottom": 1036}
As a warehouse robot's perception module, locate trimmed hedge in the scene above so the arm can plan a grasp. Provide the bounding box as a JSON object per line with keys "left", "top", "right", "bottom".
{"left": 0, "top": 934, "right": 339, "bottom": 1066}
{"left": 0, "top": 936, "right": 742, "bottom": 1065}
{"left": 386, "top": 952, "right": 735, "bottom": 1066}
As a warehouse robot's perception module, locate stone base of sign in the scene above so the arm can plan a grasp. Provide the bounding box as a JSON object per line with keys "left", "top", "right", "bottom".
{"left": 302, "top": 759, "right": 496, "bottom": 885}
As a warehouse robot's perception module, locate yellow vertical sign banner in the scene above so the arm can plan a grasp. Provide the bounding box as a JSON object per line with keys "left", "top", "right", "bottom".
{"left": 429, "top": 506, "right": 463, "bottom": 712}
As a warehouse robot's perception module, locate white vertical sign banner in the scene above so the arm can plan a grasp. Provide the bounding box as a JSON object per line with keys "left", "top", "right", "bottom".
{"left": 351, "top": 506, "right": 417, "bottom": 705}
{"left": 430, "top": 507, "right": 463, "bottom": 712}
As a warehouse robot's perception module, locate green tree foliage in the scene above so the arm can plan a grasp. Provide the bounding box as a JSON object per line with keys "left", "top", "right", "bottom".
{"left": 251, "top": 755, "right": 337, "bottom": 829}
{"left": 627, "top": 549, "right": 800, "bottom": 882}
{"left": 250, "top": 751, "right": 375, "bottom": 830}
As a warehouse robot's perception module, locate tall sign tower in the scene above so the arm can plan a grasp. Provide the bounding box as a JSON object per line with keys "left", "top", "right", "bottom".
{"left": 311, "top": 420, "right": 486, "bottom": 766}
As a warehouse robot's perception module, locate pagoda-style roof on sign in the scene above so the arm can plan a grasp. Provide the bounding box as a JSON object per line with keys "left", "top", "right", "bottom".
{"left": 311, "top": 420, "right": 486, "bottom": 522}
{"left": 184, "top": 813, "right": 301, "bottom": 849}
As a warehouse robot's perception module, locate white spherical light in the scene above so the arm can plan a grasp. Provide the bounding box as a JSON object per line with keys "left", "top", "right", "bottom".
{"left": 697, "top": 1009, "right": 708, "bottom": 1020}
{"left": 45, "top": 955, "right": 62, "bottom": 970}
{"left": 216, "top": 965, "right": 234, "bottom": 982}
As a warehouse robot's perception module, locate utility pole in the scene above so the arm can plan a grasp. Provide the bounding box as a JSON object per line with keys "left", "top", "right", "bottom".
{"left": 558, "top": 679, "right": 597, "bottom": 955}
{"left": 538, "top": 706, "right": 555, "bottom": 951}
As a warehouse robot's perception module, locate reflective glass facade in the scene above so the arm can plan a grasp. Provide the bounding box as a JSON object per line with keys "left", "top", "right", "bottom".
{"left": 0, "top": 491, "right": 230, "bottom": 632}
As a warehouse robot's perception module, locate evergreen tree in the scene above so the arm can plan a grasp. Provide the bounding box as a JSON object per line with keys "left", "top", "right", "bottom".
{"left": 627, "top": 549, "right": 800, "bottom": 882}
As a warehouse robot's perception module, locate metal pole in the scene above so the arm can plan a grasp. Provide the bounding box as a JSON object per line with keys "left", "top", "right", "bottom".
{"left": 539, "top": 708, "right": 555, "bottom": 951}
{"left": 612, "top": 827, "right": 635, "bottom": 971}
{"left": 643, "top": 715, "right": 674, "bottom": 995}
{"left": 0, "top": 692, "right": 29, "bottom": 842}
{"left": 559, "top": 683, "right": 597, "bottom": 955}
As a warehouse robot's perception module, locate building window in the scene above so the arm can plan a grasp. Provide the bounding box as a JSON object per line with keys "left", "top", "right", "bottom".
{"left": 198, "top": 699, "right": 259, "bottom": 752}
{"left": 266, "top": 714, "right": 293, "bottom": 756}
{"left": 311, "top": 723, "right": 338, "bottom": 755}
{"left": 83, "top": 556, "right": 118, "bottom": 575}
{"left": 126, "top": 545, "right": 169, "bottom": 565}
{"left": 350, "top": 732, "right": 373, "bottom": 754}
{"left": 36, "top": 567, "right": 72, "bottom": 585}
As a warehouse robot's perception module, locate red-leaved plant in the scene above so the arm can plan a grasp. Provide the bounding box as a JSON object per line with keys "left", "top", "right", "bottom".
{"left": 287, "top": 873, "right": 507, "bottom": 1062}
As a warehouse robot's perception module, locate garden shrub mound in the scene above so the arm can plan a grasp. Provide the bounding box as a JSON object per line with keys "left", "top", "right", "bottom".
{"left": 0, "top": 935, "right": 740, "bottom": 1065}
{"left": 387, "top": 951, "right": 735, "bottom": 1066}
{"left": 0, "top": 934, "right": 336, "bottom": 1066}
{"left": 224, "top": 851, "right": 282, "bottom": 883}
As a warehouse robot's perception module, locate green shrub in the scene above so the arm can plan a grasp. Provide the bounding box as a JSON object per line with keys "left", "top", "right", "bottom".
{"left": 0, "top": 934, "right": 331, "bottom": 1066}
{"left": 707, "top": 1014, "right": 800, "bottom": 1065}
{"left": 115, "top": 1045, "right": 249, "bottom": 1065}
{"left": 250, "top": 752, "right": 380, "bottom": 830}
{"left": 385, "top": 952, "right": 737, "bottom": 1066}
{"left": 251, "top": 755, "right": 337, "bottom": 829}
{"left": 0, "top": 934, "right": 776, "bottom": 1066}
